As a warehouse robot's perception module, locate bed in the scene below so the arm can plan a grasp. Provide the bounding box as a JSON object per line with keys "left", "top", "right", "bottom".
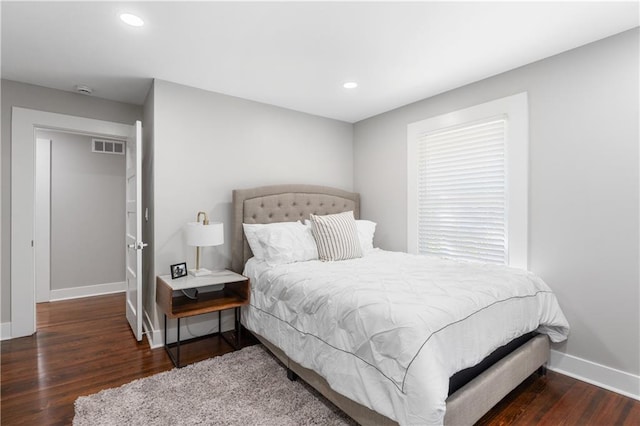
{"left": 231, "top": 184, "right": 569, "bottom": 425}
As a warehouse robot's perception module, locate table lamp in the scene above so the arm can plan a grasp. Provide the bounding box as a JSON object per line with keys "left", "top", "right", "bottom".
{"left": 184, "top": 211, "right": 224, "bottom": 277}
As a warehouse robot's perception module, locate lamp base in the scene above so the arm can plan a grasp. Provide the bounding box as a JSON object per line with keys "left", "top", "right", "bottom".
{"left": 189, "top": 268, "right": 213, "bottom": 277}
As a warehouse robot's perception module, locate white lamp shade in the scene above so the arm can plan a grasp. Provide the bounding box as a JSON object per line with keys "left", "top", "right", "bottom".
{"left": 184, "top": 222, "right": 224, "bottom": 247}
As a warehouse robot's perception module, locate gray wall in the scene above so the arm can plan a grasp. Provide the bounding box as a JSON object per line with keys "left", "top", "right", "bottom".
{"left": 147, "top": 79, "right": 353, "bottom": 330}
{"left": 1, "top": 79, "right": 142, "bottom": 322}
{"left": 37, "top": 130, "right": 125, "bottom": 290}
{"left": 353, "top": 29, "right": 639, "bottom": 376}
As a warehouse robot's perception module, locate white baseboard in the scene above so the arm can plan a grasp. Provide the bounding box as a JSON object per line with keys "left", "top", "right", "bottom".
{"left": 49, "top": 281, "right": 126, "bottom": 301}
{"left": 143, "top": 309, "right": 163, "bottom": 349}
{"left": 1, "top": 322, "right": 11, "bottom": 341}
{"left": 549, "top": 349, "right": 639, "bottom": 400}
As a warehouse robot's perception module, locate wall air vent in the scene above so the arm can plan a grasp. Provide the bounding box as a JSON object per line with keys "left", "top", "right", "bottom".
{"left": 92, "top": 138, "right": 125, "bottom": 155}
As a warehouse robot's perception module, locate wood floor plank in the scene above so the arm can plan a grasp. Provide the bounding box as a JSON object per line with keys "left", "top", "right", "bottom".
{"left": 1, "top": 293, "right": 254, "bottom": 425}
{"left": 2, "top": 293, "right": 639, "bottom": 425}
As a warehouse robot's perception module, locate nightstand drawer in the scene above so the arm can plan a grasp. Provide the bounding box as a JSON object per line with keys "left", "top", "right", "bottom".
{"left": 156, "top": 272, "right": 249, "bottom": 319}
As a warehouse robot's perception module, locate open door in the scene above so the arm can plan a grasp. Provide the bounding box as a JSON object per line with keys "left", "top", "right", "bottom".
{"left": 125, "top": 120, "right": 145, "bottom": 341}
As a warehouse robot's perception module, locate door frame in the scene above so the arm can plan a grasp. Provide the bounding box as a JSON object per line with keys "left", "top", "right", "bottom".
{"left": 10, "top": 107, "right": 133, "bottom": 338}
{"left": 35, "top": 138, "right": 51, "bottom": 303}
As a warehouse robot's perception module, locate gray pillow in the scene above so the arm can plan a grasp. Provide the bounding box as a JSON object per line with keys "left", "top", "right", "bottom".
{"left": 310, "top": 211, "right": 362, "bottom": 261}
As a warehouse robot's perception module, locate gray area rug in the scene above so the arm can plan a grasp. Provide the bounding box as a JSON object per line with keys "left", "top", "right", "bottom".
{"left": 73, "top": 345, "right": 356, "bottom": 425}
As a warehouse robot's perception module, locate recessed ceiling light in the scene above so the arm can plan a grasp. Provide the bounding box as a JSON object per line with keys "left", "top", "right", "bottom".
{"left": 75, "top": 85, "right": 93, "bottom": 95}
{"left": 120, "top": 13, "right": 144, "bottom": 27}
{"left": 343, "top": 82, "right": 358, "bottom": 89}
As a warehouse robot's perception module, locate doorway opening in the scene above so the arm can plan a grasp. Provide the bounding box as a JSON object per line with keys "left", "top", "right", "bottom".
{"left": 10, "top": 107, "right": 143, "bottom": 341}
{"left": 34, "top": 129, "right": 126, "bottom": 313}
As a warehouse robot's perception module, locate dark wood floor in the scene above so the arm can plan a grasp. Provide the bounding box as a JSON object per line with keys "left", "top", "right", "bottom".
{"left": 1, "top": 294, "right": 638, "bottom": 425}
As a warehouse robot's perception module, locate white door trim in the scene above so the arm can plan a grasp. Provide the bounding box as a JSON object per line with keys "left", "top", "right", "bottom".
{"left": 35, "top": 138, "right": 51, "bottom": 303}
{"left": 11, "top": 107, "right": 132, "bottom": 338}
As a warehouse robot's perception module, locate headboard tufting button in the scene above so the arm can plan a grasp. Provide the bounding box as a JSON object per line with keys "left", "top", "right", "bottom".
{"left": 285, "top": 213, "right": 289, "bottom": 218}
{"left": 306, "top": 201, "right": 310, "bottom": 206}
{"left": 269, "top": 213, "right": 273, "bottom": 218}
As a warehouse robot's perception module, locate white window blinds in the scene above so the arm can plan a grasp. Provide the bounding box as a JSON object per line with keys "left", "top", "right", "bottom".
{"left": 417, "top": 118, "right": 507, "bottom": 264}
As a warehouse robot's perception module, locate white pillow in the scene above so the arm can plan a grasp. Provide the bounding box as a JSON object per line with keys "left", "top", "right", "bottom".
{"left": 356, "top": 220, "right": 377, "bottom": 253}
{"left": 242, "top": 223, "right": 267, "bottom": 259}
{"left": 243, "top": 221, "right": 318, "bottom": 264}
{"left": 255, "top": 221, "right": 318, "bottom": 265}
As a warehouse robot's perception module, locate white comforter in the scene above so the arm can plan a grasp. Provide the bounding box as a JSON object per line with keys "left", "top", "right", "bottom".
{"left": 243, "top": 249, "right": 569, "bottom": 425}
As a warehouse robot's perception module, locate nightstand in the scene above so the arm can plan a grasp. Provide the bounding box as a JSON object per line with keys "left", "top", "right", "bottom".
{"left": 156, "top": 270, "right": 250, "bottom": 368}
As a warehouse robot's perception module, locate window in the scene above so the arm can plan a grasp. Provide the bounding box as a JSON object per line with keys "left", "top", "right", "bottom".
{"left": 407, "top": 93, "right": 528, "bottom": 269}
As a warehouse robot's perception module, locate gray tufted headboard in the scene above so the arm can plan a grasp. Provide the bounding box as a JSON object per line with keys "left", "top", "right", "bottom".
{"left": 231, "top": 184, "right": 360, "bottom": 273}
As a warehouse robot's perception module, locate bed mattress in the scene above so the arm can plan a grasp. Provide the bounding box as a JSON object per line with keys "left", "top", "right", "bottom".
{"left": 242, "top": 249, "right": 569, "bottom": 425}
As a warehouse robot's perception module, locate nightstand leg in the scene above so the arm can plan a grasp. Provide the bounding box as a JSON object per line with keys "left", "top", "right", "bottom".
{"left": 164, "top": 315, "right": 180, "bottom": 368}
{"left": 176, "top": 318, "right": 181, "bottom": 367}
{"left": 218, "top": 308, "right": 243, "bottom": 350}
{"left": 236, "top": 307, "right": 242, "bottom": 346}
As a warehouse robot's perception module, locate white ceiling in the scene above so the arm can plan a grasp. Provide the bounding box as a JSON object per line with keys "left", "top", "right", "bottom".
{"left": 2, "top": 1, "right": 638, "bottom": 123}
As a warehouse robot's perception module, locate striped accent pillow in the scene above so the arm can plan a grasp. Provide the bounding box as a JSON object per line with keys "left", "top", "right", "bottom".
{"left": 310, "top": 211, "right": 362, "bottom": 261}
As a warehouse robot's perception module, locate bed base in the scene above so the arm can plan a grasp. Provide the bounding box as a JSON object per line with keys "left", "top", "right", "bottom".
{"left": 255, "top": 332, "right": 549, "bottom": 426}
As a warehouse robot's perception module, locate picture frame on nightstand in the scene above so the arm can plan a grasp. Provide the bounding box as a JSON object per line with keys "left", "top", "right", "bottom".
{"left": 170, "top": 262, "right": 188, "bottom": 279}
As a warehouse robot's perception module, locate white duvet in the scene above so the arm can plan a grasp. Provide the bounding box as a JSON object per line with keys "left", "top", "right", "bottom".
{"left": 243, "top": 249, "right": 569, "bottom": 425}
